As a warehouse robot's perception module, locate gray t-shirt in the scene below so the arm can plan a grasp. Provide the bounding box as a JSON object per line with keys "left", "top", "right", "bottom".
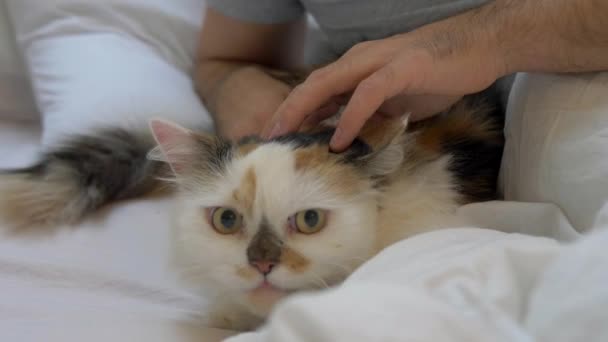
{"left": 206, "top": 0, "right": 490, "bottom": 60}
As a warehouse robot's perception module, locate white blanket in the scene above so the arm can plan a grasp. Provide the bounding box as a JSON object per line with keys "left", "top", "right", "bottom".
{"left": 227, "top": 224, "right": 608, "bottom": 342}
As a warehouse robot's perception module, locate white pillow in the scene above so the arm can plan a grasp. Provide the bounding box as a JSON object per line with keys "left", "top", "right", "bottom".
{"left": 0, "top": 1, "right": 37, "bottom": 121}
{"left": 500, "top": 72, "right": 608, "bottom": 233}
{"left": 5, "top": 0, "right": 212, "bottom": 146}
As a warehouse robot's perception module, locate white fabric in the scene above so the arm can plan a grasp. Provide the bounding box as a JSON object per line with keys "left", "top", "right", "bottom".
{"left": 0, "top": 0, "right": 37, "bottom": 121}
{"left": 228, "top": 225, "right": 608, "bottom": 342}
{"left": 4, "top": 0, "right": 213, "bottom": 146}
{"left": 500, "top": 72, "right": 608, "bottom": 232}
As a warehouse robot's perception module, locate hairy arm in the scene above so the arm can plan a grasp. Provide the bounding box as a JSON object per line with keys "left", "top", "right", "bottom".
{"left": 266, "top": 0, "right": 608, "bottom": 150}
{"left": 481, "top": 0, "right": 608, "bottom": 74}
{"left": 194, "top": 8, "right": 305, "bottom": 139}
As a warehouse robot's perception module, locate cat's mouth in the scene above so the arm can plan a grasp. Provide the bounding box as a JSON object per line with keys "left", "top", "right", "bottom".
{"left": 251, "top": 280, "right": 284, "bottom": 293}
{"left": 247, "top": 280, "right": 287, "bottom": 306}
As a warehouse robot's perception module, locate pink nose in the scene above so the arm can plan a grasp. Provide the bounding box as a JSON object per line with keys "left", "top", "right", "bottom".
{"left": 251, "top": 261, "right": 276, "bottom": 275}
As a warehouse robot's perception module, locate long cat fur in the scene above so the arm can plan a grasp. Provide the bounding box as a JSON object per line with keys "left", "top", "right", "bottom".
{"left": 0, "top": 68, "right": 504, "bottom": 329}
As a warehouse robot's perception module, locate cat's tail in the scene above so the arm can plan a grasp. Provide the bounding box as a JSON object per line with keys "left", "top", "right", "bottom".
{"left": 0, "top": 129, "right": 169, "bottom": 230}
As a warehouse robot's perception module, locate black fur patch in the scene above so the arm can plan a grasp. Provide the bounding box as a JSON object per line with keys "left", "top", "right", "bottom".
{"left": 51, "top": 129, "right": 162, "bottom": 203}
{"left": 444, "top": 137, "right": 504, "bottom": 202}
{"left": 4, "top": 128, "right": 164, "bottom": 215}
{"left": 443, "top": 93, "right": 505, "bottom": 202}
{"left": 199, "top": 137, "right": 234, "bottom": 174}
{"left": 237, "top": 135, "right": 263, "bottom": 146}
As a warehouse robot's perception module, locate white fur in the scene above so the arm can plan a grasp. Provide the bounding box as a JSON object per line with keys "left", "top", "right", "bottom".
{"left": 377, "top": 156, "right": 467, "bottom": 249}
{"left": 169, "top": 143, "right": 462, "bottom": 330}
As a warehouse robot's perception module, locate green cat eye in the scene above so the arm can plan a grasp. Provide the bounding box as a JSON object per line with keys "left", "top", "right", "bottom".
{"left": 292, "top": 209, "right": 327, "bottom": 234}
{"left": 210, "top": 207, "right": 243, "bottom": 234}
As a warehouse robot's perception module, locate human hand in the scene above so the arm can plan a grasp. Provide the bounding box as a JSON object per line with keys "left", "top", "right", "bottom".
{"left": 263, "top": 8, "right": 506, "bottom": 151}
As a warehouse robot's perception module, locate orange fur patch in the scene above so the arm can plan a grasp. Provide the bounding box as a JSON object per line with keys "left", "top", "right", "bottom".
{"left": 358, "top": 116, "right": 404, "bottom": 149}
{"left": 294, "top": 145, "right": 363, "bottom": 196}
{"left": 0, "top": 166, "right": 82, "bottom": 232}
{"left": 294, "top": 146, "right": 365, "bottom": 197}
{"left": 294, "top": 145, "right": 331, "bottom": 171}
{"left": 232, "top": 168, "right": 257, "bottom": 214}
{"left": 281, "top": 247, "right": 310, "bottom": 273}
{"left": 237, "top": 143, "right": 259, "bottom": 156}
{"left": 320, "top": 164, "right": 365, "bottom": 197}
{"left": 417, "top": 102, "right": 499, "bottom": 153}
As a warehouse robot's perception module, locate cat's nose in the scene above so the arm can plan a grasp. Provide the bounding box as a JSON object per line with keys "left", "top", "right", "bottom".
{"left": 251, "top": 261, "right": 275, "bottom": 275}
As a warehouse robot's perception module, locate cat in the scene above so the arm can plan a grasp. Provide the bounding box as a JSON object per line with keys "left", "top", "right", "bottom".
{"left": 0, "top": 74, "right": 504, "bottom": 330}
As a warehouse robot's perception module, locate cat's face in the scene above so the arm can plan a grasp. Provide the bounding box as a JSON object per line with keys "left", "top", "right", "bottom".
{"left": 149, "top": 119, "right": 406, "bottom": 316}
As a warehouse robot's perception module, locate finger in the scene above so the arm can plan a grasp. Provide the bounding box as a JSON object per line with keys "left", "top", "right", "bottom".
{"left": 330, "top": 63, "right": 406, "bottom": 151}
{"left": 265, "top": 55, "right": 388, "bottom": 139}
{"left": 262, "top": 95, "right": 345, "bottom": 137}
{"left": 332, "top": 92, "right": 353, "bottom": 106}
{"left": 300, "top": 102, "right": 342, "bottom": 130}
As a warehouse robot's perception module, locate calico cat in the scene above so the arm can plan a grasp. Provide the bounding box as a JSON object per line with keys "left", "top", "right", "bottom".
{"left": 0, "top": 76, "right": 503, "bottom": 330}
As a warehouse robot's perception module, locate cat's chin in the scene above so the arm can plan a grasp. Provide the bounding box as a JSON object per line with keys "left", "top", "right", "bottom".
{"left": 244, "top": 282, "right": 288, "bottom": 316}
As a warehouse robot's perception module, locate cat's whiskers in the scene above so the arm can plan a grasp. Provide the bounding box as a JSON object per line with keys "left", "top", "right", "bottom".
{"left": 319, "top": 261, "right": 353, "bottom": 275}
{"left": 342, "top": 256, "right": 368, "bottom": 263}
{"left": 306, "top": 270, "right": 330, "bottom": 289}
{"left": 176, "top": 265, "right": 214, "bottom": 280}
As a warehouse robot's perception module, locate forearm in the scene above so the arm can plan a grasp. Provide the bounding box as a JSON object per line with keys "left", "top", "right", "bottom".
{"left": 480, "top": 0, "right": 608, "bottom": 75}
{"left": 194, "top": 60, "right": 308, "bottom": 117}
{"left": 193, "top": 7, "right": 306, "bottom": 116}
{"left": 194, "top": 60, "right": 246, "bottom": 114}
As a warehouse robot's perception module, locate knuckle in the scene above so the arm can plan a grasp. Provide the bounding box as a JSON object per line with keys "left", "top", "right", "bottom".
{"left": 308, "top": 68, "right": 331, "bottom": 83}
{"left": 347, "top": 41, "right": 371, "bottom": 55}
{"left": 358, "top": 76, "right": 384, "bottom": 93}
{"left": 379, "top": 65, "right": 396, "bottom": 86}
{"left": 372, "top": 64, "right": 401, "bottom": 95}
{"left": 336, "top": 58, "right": 354, "bottom": 74}
{"left": 291, "top": 84, "right": 305, "bottom": 95}
{"left": 289, "top": 83, "right": 314, "bottom": 102}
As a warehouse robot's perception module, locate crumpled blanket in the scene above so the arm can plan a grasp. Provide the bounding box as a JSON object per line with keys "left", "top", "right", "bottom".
{"left": 227, "top": 209, "right": 608, "bottom": 342}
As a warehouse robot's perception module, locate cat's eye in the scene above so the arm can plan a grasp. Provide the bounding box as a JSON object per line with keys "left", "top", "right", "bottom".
{"left": 290, "top": 209, "right": 327, "bottom": 234}
{"left": 210, "top": 207, "right": 243, "bottom": 234}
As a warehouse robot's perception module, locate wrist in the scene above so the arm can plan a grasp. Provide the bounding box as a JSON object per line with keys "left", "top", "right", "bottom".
{"left": 475, "top": 0, "right": 527, "bottom": 77}
{"left": 411, "top": 5, "right": 510, "bottom": 86}
{"left": 194, "top": 60, "right": 246, "bottom": 113}
{"left": 462, "top": 3, "right": 512, "bottom": 80}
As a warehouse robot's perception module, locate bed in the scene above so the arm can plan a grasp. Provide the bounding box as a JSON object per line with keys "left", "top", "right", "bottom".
{"left": 2, "top": 1, "right": 608, "bottom": 341}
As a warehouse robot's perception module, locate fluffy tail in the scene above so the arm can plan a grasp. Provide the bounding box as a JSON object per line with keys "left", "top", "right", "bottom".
{"left": 0, "top": 129, "right": 168, "bottom": 230}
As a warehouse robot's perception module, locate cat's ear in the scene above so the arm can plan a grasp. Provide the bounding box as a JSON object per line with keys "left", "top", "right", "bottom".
{"left": 148, "top": 119, "right": 201, "bottom": 174}
{"left": 358, "top": 113, "right": 410, "bottom": 151}
{"left": 357, "top": 115, "right": 410, "bottom": 177}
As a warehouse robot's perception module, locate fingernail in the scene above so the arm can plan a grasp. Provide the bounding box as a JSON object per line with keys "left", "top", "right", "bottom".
{"left": 268, "top": 122, "right": 282, "bottom": 138}
{"left": 330, "top": 127, "right": 342, "bottom": 148}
